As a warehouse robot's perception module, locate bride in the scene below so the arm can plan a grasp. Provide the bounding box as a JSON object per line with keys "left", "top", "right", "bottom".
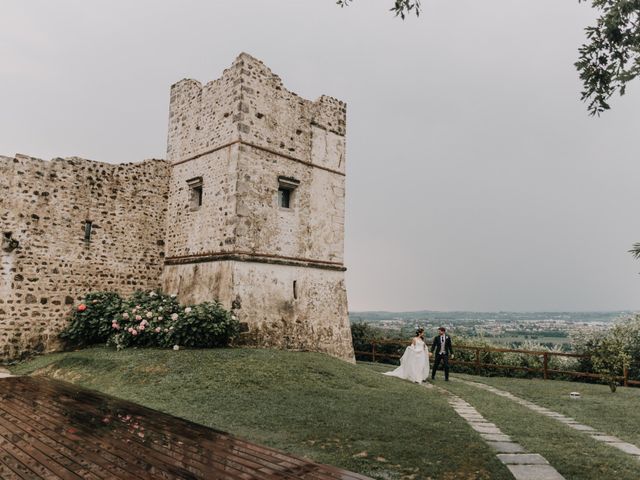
{"left": 383, "top": 328, "right": 430, "bottom": 383}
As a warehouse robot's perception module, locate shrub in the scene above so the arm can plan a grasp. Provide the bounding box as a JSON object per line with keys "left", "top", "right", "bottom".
{"left": 61, "top": 290, "right": 239, "bottom": 351}
{"left": 573, "top": 315, "right": 637, "bottom": 391}
{"left": 351, "top": 322, "right": 406, "bottom": 364}
{"left": 59, "top": 292, "right": 123, "bottom": 347}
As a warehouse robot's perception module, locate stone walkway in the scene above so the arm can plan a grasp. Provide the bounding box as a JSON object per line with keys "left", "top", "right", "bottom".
{"left": 458, "top": 379, "right": 640, "bottom": 461}
{"left": 431, "top": 384, "right": 565, "bottom": 480}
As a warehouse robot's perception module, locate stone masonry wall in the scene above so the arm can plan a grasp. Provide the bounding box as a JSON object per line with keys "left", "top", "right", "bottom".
{"left": 232, "top": 262, "right": 353, "bottom": 361}
{"left": 165, "top": 53, "right": 347, "bottom": 263}
{"left": 0, "top": 154, "right": 169, "bottom": 360}
{"left": 235, "top": 144, "right": 345, "bottom": 263}
{"left": 163, "top": 53, "right": 354, "bottom": 361}
{"left": 164, "top": 146, "right": 238, "bottom": 258}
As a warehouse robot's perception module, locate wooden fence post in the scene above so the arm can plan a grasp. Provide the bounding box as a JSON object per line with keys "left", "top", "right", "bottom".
{"left": 543, "top": 353, "right": 549, "bottom": 380}
{"left": 475, "top": 348, "right": 481, "bottom": 375}
{"left": 624, "top": 366, "right": 629, "bottom": 387}
{"left": 372, "top": 341, "right": 376, "bottom": 363}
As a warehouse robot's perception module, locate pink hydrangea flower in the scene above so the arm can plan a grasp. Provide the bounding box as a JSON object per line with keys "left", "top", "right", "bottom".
{"left": 122, "top": 312, "right": 129, "bottom": 319}
{"left": 146, "top": 312, "right": 153, "bottom": 318}
{"left": 171, "top": 313, "right": 178, "bottom": 321}
{"left": 184, "top": 307, "right": 192, "bottom": 313}
{"left": 135, "top": 315, "right": 142, "bottom": 321}
{"left": 131, "top": 329, "right": 138, "bottom": 336}
{"left": 139, "top": 325, "right": 145, "bottom": 331}
{"left": 155, "top": 327, "right": 161, "bottom": 333}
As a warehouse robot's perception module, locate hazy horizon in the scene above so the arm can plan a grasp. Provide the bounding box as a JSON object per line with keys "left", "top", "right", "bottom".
{"left": 2, "top": 1, "right": 640, "bottom": 311}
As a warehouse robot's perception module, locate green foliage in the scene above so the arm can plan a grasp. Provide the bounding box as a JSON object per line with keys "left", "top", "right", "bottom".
{"left": 574, "top": 315, "right": 637, "bottom": 391}
{"left": 169, "top": 301, "right": 239, "bottom": 348}
{"left": 575, "top": 0, "right": 640, "bottom": 115}
{"left": 351, "top": 322, "right": 407, "bottom": 363}
{"left": 336, "top": 0, "right": 421, "bottom": 19}
{"left": 60, "top": 290, "right": 239, "bottom": 351}
{"left": 59, "top": 292, "right": 123, "bottom": 347}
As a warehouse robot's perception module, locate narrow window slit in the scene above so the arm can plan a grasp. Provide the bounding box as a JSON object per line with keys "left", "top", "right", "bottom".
{"left": 84, "top": 221, "right": 93, "bottom": 242}
{"left": 187, "top": 177, "right": 204, "bottom": 211}
{"left": 278, "top": 176, "right": 299, "bottom": 210}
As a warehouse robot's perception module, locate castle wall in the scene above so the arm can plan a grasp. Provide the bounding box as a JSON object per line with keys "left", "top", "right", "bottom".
{"left": 232, "top": 262, "right": 353, "bottom": 361}
{"left": 162, "top": 260, "right": 353, "bottom": 361}
{"left": 167, "top": 67, "right": 242, "bottom": 163}
{"left": 164, "top": 146, "right": 238, "bottom": 257}
{"left": 0, "top": 154, "right": 169, "bottom": 360}
{"left": 235, "top": 144, "right": 344, "bottom": 263}
{"left": 162, "top": 53, "right": 353, "bottom": 361}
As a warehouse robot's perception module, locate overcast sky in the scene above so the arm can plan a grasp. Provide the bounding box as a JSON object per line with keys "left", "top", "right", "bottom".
{"left": 2, "top": 1, "right": 640, "bottom": 312}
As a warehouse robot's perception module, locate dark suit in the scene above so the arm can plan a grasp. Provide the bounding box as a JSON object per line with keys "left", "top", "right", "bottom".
{"left": 431, "top": 334, "right": 453, "bottom": 380}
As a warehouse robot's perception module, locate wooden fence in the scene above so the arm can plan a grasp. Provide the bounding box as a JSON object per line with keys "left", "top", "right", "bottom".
{"left": 356, "top": 339, "right": 639, "bottom": 387}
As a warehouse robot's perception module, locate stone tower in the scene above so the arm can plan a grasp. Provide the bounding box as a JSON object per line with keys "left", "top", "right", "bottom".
{"left": 161, "top": 53, "right": 354, "bottom": 361}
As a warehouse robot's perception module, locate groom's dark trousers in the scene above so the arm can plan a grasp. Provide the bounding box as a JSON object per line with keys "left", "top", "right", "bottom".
{"left": 432, "top": 353, "right": 449, "bottom": 380}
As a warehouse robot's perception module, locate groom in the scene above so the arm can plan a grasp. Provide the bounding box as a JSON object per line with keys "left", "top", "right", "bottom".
{"left": 431, "top": 327, "right": 453, "bottom": 381}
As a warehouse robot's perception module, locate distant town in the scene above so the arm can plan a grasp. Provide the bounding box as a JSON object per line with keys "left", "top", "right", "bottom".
{"left": 349, "top": 311, "right": 635, "bottom": 351}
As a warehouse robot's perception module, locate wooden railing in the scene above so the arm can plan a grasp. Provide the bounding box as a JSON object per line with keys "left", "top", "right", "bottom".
{"left": 355, "top": 340, "right": 639, "bottom": 387}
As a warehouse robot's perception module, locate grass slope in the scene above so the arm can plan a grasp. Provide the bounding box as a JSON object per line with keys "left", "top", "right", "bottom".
{"left": 438, "top": 376, "right": 640, "bottom": 480}
{"left": 11, "top": 348, "right": 510, "bottom": 480}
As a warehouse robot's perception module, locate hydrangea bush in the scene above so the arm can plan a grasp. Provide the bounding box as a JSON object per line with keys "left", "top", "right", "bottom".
{"left": 61, "top": 290, "right": 239, "bottom": 351}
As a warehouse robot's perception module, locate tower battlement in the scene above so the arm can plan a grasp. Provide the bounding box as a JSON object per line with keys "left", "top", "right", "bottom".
{"left": 167, "top": 53, "right": 346, "bottom": 170}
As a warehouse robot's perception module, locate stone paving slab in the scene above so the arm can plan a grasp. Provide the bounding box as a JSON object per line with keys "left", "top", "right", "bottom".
{"left": 470, "top": 425, "right": 503, "bottom": 434}
{"left": 506, "top": 464, "right": 565, "bottom": 480}
{"left": 567, "top": 424, "right": 595, "bottom": 432}
{"left": 590, "top": 434, "right": 622, "bottom": 443}
{"left": 555, "top": 418, "right": 577, "bottom": 424}
{"left": 610, "top": 443, "right": 640, "bottom": 456}
{"left": 460, "top": 415, "right": 485, "bottom": 421}
{"left": 487, "top": 441, "right": 526, "bottom": 453}
{"left": 468, "top": 421, "right": 497, "bottom": 428}
{"left": 497, "top": 454, "right": 549, "bottom": 465}
{"left": 480, "top": 433, "right": 512, "bottom": 442}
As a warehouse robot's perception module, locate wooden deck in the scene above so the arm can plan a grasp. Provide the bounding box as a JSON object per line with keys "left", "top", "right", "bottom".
{"left": 0, "top": 376, "right": 371, "bottom": 480}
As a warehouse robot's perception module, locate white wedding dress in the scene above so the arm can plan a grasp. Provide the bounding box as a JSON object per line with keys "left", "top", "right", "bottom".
{"left": 383, "top": 338, "right": 430, "bottom": 383}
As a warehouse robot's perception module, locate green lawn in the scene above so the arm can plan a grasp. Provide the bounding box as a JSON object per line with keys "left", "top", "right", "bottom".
{"left": 437, "top": 376, "right": 640, "bottom": 480}
{"left": 456, "top": 373, "right": 640, "bottom": 446}
{"left": 11, "top": 347, "right": 511, "bottom": 480}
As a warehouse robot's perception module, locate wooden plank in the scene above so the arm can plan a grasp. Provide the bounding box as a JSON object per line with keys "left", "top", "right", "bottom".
{"left": 2, "top": 383, "right": 266, "bottom": 480}
{"left": 15, "top": 381, "right": 316, "bottom": 480}
{"left": 0, "top": 377, "right": 370, "bottom": 480}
